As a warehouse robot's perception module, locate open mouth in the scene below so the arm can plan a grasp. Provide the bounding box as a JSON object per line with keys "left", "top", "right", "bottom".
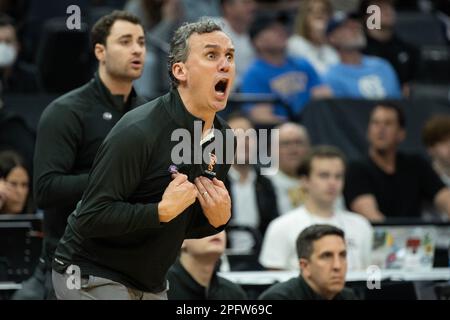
{"left": 214, "top": 78, "right": 229, "bottom": 96}
{"left": 131, "top": 60, "right": 142, "bottom": 67}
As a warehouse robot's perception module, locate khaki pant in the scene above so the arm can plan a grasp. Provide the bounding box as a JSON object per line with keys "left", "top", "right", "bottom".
{"left": 52, "top": 268, "right": 168, "bottom": 300}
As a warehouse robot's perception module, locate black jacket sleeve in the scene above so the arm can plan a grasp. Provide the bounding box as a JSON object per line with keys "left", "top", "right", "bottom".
{"left": 33, "top": 102, "right": 89, "bottom": 209}
{"left": 73, "top": 125, "right": 161, "bottom": 238}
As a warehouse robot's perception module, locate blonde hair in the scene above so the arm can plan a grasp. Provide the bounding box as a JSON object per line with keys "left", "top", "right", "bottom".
{"left": 294, "top": 0, "right": 333, "bottom": 40}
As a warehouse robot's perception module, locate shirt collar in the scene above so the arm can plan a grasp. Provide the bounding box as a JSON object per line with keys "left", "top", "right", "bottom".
{"left": 200, "top": 124, "right": 215, "bottom": 145}
{"left": 94, "top": 72, "right": 139, "bottom": 113}
{"left": 228, "top": 166, "right": 257, "bottom": 183}
{"left": 172, "top": 259, "right": 219, "bottom": 298}
{"left": 298, "top": 275, "right": 327, "bottom": 300}
{"left": 299, "top": 275, "right": 346, "bottom": 300}
{"left": 164, "top": 89, "right": 228, "bottom": 137}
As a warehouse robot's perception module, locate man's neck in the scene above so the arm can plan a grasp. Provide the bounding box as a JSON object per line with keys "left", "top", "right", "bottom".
{"left": 367, "top": 27, "right": 393, "bottom": 43}
{"left": 338, "top": 50, "right": 362, "bottom": 65}
{"left": 177, "top": 87, "right": 215, "bottom": 136}
{"left": 98, "top": 67, "right": 133, "bottom": 102}
{"left": 304, "top": 198, "right": 334, "bottom": 218}
{"left": 232, "top": 164, "right": 252, "bottom": 183}
{"left": 369, "top": 147, "right": 397, "bottom": 174}
{"left": 303, "top": 276, "right": 336, "bottom": 300}
{"left": 281, "top": 168, "right": 300, "bottom": 179}
{"left": 180, "top": 254, "right": 218, "bottom": 288}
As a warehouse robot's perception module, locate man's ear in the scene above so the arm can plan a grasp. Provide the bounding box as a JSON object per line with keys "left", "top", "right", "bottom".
{"left": 94, "top": 43, "right": 106, "bottom": 63}
{"left": 172, "top": 62, "right": 187, "bottom": 83}
{"left": 299, "top": 258, "right": 310, "bottom": 277}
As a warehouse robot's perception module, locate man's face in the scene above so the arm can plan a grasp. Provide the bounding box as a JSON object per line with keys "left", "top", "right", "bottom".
{"left": 303, "top": 157, "right": 344, "bottom": 206}
{"left": 368, "top": 106, "right": 405, "bottom": 152}
{"left": 301, "top": 235, "right": 347, "bottom": 299}
{"left": 182, "top": 231, "right": 226, "bottom": 258}
{"left": 429, "top": 137, "right": 450, "bottom": 168}
{"left": 253, "top": 22, "right": 288, "bottom": 56}
{"left": 279, "top": 125, "right": 310, "bottom": 174}
{"left": 329, "top": 19, "right": 366, "bottom": 50}
{"left": 96, "top": 20, "right": 146, "bottom": 81}
{"left": 178, "top": 31, "right": 235, "bottom": 112}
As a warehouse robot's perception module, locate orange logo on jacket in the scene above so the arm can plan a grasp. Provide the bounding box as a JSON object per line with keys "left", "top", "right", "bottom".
{"left": 208, "top": 153, "right": 217, "bottom": 172}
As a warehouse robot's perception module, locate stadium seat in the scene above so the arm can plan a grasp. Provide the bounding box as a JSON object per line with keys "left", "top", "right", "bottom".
{"left": 395, "top": 12, "right": 447, "bottom": 46}
{"left": 35, "top": 17, "right": 92, "bottom": 93}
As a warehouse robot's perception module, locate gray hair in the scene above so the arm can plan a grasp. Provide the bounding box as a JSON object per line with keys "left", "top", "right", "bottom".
{"left": 168, "top": 19, "right": 223, "bottom": 89}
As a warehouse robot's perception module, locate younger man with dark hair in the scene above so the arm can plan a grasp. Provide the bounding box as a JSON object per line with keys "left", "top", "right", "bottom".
{"left": 13, "top": 10, "right": 146, "bottom": 300}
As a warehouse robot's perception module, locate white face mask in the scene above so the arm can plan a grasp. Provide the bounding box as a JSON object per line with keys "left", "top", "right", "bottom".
{"left": 0, "top": 42, "right": 17, "bottom": 68}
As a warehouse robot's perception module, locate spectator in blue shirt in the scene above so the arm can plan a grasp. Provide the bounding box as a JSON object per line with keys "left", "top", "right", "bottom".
{"left": 240, "top": 12, "right": 331, "bottom": 125}
{"left": 323, "top": 12, "right": 402, "bottom": 99}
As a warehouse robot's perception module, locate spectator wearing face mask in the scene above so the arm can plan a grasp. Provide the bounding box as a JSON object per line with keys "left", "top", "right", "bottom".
{"left": 0, "top": 14, "right": 38, "bottom": 94}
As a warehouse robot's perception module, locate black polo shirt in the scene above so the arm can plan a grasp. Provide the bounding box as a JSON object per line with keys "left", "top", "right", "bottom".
{"left": 363, "top": 33, "right": 419, "bottom": 85}
{"left": 259, "top": 276, "right": 357, "bottom": 300}
{"left": 53, "top": 89, "right": 233, "bottom": 293}
{"left": 167, "top": 260, "right": 247, "bottom": 300}
{"left": 344, "top": 153, "right": 445, "bottom": 218}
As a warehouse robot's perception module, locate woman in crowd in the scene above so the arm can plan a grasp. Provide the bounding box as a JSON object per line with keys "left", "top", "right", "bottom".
{"left": 287, "top": 0, "right": 339, "bottom": 75}
{"left": 0, "top": 150, "right": 32, "bottom": 214}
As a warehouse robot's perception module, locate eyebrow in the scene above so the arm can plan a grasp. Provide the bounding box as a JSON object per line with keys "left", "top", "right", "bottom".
{"left": 117, "top": 34, "right": 145, "bottom": 40}
{"left": 318, "top": 249, "right": 346, "bottom": 256}
{"left": 204, "top": 44, "right": 235, "bottom": 52}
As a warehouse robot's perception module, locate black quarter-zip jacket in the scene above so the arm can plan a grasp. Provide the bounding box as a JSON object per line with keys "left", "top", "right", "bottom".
{"left": 34, "top": 73, "right": 146, "bottom": 254}
{"left": 167, "top": 260, "right": 247, "bottom": 300}
{"left": 53, "top": 89, "right": 233, "bottom": 293}
{"left": 259, "top": 276, "right": 357, "bottom": 300}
